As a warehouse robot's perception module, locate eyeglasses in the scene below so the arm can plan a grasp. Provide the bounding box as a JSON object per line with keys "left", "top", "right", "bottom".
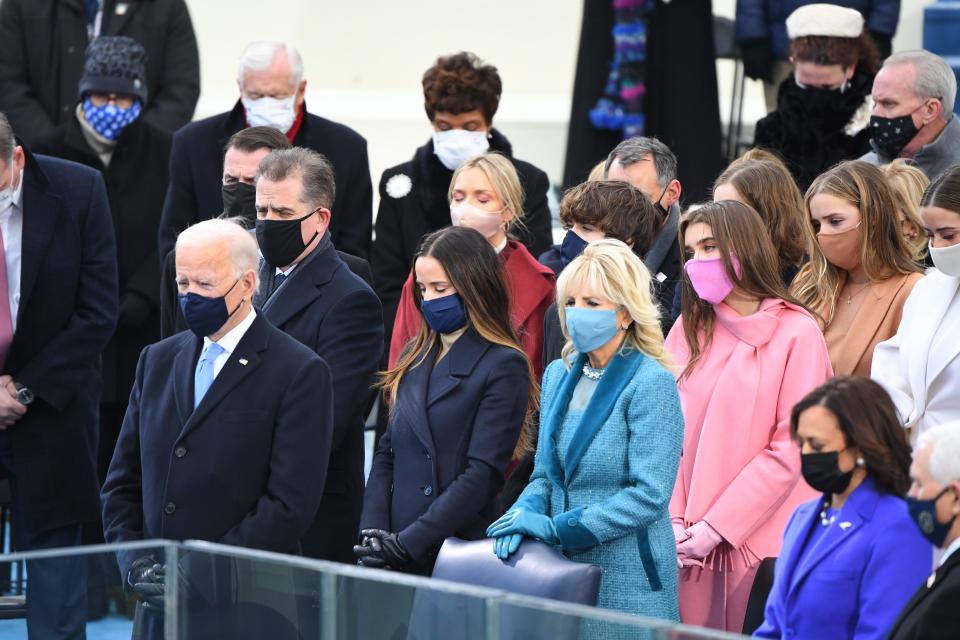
{"left": 87, "top": 92, "right": 136, "bottom": 109}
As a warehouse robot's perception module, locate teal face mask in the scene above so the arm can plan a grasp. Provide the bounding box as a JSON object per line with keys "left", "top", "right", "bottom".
{"left": 565, "top": 307, "right": 619, "bottom": 354}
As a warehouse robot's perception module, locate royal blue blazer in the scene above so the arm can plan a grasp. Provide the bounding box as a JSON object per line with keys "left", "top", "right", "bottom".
{"left": 755, "top": 477, "right": 932, "bottom": 640}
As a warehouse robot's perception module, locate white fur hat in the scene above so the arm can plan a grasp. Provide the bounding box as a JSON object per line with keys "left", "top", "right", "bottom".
{"left": 786, "top": 3, "right": 864, "bottom": 40}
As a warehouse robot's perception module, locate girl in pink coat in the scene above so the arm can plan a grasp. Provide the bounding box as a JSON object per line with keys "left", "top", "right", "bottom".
{"left": 665, "top": 200, "right": 833, "bottom": 632}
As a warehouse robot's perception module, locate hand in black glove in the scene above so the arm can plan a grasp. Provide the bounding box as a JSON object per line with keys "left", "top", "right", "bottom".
{"left": 356, "top": 529, "right": 413, "bottom": 570}
{"left": 739, "top": 37, "right": 774, "bottom": 82}
{"left": 127, "top": 556, "right": 165, "bottom": 614}
{"left": 869, "top": 31, "right": 893, "bottom": 61}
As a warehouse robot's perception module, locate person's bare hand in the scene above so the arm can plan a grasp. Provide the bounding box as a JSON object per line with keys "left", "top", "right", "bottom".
{"left": 0, "top": 375, "right": 27, "bottom": 428}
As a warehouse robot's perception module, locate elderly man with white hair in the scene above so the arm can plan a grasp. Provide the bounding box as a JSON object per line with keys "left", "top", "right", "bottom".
{"left": 102, "top": 218, "right": 334, "bottom": 637}
{"left": 862, "top": 49, "right": 960, "bottom": 180}
{"left": 158, "top": 40, "right": 372, "bottom": 261}
{"left": 888, "top": 421, "right": 960, "bottom": 639}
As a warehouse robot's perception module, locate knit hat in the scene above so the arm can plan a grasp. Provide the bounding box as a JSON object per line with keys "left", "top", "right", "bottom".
{"left": 787, "top": 3, "right": 864, "bottom": 40}
{"left": 78, "top": 36, "right": 148, "bottom": 104}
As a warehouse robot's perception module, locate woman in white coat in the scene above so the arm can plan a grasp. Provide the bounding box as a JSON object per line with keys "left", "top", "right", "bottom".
{"left": 872, "top": 165, "right": 960, "bottom": 446}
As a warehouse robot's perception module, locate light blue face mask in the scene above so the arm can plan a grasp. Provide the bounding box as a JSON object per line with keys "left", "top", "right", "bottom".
{"left": 565, "top": 307, "right": 619, "bottom": 354}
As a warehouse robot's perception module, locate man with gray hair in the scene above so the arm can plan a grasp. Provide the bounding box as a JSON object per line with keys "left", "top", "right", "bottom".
{"left": 862, "top": 50, "right": 960, "bottom": 180}
{"left": 158, "top": 40, "right": 372, "bottom": 262}
{"left": 888, "top": 420, "right": 960, "bottom": 639}
{"left": 103, "top": 217, "right": 335, "bottom": 635}
{"left": 253, "top": 147, "right": 383, "bottom": 563}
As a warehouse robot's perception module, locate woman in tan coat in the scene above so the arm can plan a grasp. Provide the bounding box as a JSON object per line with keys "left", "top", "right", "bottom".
{"left": 791, "top": 160, "right": 923, "bottom": 376}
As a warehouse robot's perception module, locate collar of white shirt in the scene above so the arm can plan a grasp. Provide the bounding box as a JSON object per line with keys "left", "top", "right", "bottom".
{"left": 940, "top": 535, "right": 960, "bottom": 567}
{"left": 202, "top": 307, "right": 257, "bottom": 359}
{"left": 8, "top": 165, "right": 24, "bottom": 212}
{"left": 275, "top": 263, "right": 297, "bottom": 278}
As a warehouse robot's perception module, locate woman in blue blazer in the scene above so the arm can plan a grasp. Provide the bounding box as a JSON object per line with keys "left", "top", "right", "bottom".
{"left": 755, "top": 376, "right": 932, "bottom": 639}
{"left": 488, "top": 239, "right": 684, "bottom": 625}
{"left": 356, "top": 226, "right": 536, "bottom": 574}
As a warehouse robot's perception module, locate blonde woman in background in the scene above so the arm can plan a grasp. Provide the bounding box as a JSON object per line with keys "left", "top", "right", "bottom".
{"left": 880, "top": 159, "right": 930, "bottom": 263}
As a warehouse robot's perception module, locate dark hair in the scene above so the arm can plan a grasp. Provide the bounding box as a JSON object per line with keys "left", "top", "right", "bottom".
{"left": 790, "top": 376, "right": 913, "bottom": 495}
{"left": 603, "top": 136, "right": 678, "bottom": 187}
{"left": 559, "top": 180, "right": 659, "bottom": 256}
{"left": 922, "top": 163, "right": 960, "bottom": 213}
{"left": 255, "top": 147, "right": 335, "bottom": 210}
{"left": 225, "top": 126, "right": 291, "bottom": 155}
{"left": 790, "top": 33, "right": 881, "bottom": 76}
{"left": 380, "top": 226, "right": 538, "bottom": 457}
{"left": 0, "top": 112, "right": 14, "bottom": 161}
{"left": 422, "top": 52, "right": 502, "bottom": 124}
{"left": 679, "top": 200, "right": 809, "bottom": 379}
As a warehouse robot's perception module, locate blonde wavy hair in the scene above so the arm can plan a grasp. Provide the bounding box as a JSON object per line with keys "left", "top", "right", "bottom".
{"left": 555, "top": 239, "right": 669, "bottom": 368}
{"left": 447, "top": 152, "right": 527, "bottom": 239}
{"left": 880, "top": 159, "right": 930, "bottom": 261}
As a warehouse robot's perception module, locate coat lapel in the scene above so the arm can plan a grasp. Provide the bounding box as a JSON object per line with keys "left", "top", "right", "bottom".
{"left": 831, "top": 273, "right": 912, "bottom": 375}
{"left": 17, "top": 155, "right": 60, "bottom": 325}
{"left": 394, "top": 348, "right": 436, "bottom": 456}
{"left": 779, "top": 501, "right": 819, "bottom": 600}
{"left": 924, "top": 274, "right": 960, "bottom": 386}
{"left": 890, "top": 550, "right": 960, "bottom": 633}
{"left": 502, "top": 243, "right": 554, "bottom": 332}
{"left": 539, "top": 354, "right": 584, "bottom": 487}
{"left": 426, "top": 329, "right": 489, "bottom": 408}
{"left": 171, "top": 333, "right": 202, "bottom": 428}
{"left": 259, "top": 245, "right": 339, "bottom": 327}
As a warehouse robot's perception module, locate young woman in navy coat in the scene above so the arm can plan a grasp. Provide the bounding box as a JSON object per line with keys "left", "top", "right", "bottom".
{"left": 356, "top": 226, "right": 537, "bottom": 574}
{"left": 755, "top": 376, "right": 931, "bottom": 639}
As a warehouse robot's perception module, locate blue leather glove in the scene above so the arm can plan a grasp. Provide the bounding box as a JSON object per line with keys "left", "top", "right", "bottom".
{"left": 486, "top": 509, "right": 558, "bottom": 544}
{"left": 492, "top": 533, "right": 524, "bottom": 560}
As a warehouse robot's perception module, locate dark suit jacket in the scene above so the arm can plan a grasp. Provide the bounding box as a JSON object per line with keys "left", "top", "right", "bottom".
{"left": 5, "top": 149, "right": 118, "bottom": 534}
{"left": 887, "top": 548, "right": 960, "bottom": 640}
{"left": 32, "top": 115, "right": 169, "bottom": 404}
{"left": 0, "top": 0, "right": 199, "bottom": 145}
{"left": 101, "top": 313, "right": 334, "bottom": 577}
{"left": 254, "top": 241, "right": 382, "bottom": 562}
{"left": 360, "top": 329, "right": 529, "bottom": 570}
{"left": 157, "top": 100, "right": 372, "bottom": 260}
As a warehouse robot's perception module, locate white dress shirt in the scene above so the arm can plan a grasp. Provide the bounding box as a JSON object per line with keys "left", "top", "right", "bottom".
{"left": 0, "top": 168, "right": 24, "bottom": 331}
{"left": 200, "top": 308, "right": 256, "bottom": 379}
{"left": 940, "top": 535, "right": 960, "bottom": 568}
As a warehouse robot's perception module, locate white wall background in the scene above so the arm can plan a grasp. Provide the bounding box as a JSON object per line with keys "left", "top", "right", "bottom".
{"left": 186, "top": 0, "right": 936, "bottom": 199}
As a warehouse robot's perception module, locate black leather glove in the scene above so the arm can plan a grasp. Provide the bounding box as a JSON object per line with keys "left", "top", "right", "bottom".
{"left": 127, "top": 556, "right": 165, "bottom": 614}
{"left": 869, "top": 31, "right": 892, "bottom": 60}
{"left": 119, "top": 292, "right": 152, "bottom": 329}
{"left": 739, "top": 37, "right": 774, "bottom": 82}
{"left": 356, "top": 529, "right": 413, "bottom": 570}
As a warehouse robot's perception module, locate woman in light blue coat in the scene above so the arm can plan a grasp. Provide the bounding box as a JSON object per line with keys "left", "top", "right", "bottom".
{"left": 488, "top": 239, "right": 684, "bottom": 625}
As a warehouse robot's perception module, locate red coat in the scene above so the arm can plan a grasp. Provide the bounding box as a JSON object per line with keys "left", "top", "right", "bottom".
{"left": 389, "top": 241, "right": 555, "bottom": 377}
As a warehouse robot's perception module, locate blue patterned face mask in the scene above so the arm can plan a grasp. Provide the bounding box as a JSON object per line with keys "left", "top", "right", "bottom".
{"left": 82, "top": 97, "right": 141, "bottom": 141}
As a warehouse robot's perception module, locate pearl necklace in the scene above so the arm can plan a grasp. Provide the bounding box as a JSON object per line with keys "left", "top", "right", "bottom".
{"left": 582, "top": 363, "right": 605, "bottom": 380}
{"left": 819, "top": 500, "right": 837, "bottom": 527}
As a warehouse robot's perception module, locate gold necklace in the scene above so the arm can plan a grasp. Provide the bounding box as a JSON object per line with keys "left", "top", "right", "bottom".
{"left": 844, "top": 281, "right": 870, "bottom": 305}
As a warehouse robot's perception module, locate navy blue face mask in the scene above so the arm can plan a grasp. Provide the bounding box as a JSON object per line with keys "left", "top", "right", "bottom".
{"left": 179, "top": 278, "right": 243, "bottom": 337}
{"left": 420, "top": 293, "right": 467, "bottom": 334}
{"left": 906, "top": 486, "right": 957, "bottom": 548}
{"left": 559, "top": 230, "right": 589, "bottom": 268}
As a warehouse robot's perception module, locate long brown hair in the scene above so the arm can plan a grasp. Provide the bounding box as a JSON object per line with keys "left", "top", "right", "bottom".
{"left": 379, "top": 226, "right": 539, "bottom": 457}
{"left": 678, "top": 201, "right": 807, "bottom": 380}
{"left": 790, "top": 376, "right": 913, "bottom": 495}
{"left": 713, "top": 155, "right": 810, "bottom": 275}
{"left": 922, "top": 163, "right": 960, "bottom": 211}
{"left": 881, "top": 159, "right": 930, "bottom": 261}
{"left": 791, "top": 160, "right": 921, "bottom": 324}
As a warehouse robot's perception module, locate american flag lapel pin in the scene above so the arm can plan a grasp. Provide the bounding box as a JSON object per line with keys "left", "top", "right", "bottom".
{"left": 116, "top": 3, "right": 129, "bottom": 15}
{"left": 238, "top": 358, "right": 248, "bottom": 366}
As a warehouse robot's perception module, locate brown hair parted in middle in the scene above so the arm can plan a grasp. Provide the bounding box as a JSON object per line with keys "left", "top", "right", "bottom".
{"left": 379, "top": 225, "right": 539, "bottom": 457}
{"left": 559, "top": 180, "right": 659, "bottom": 257}
{"left": 790, "top": 33, "right": 881, "bottom": 76}
{"left": 422, "top": 52, "right": 502, "bottom": 124}
{"left": 678, "top": 200, "right": 808, "bottom": 379}
{"left": 790, "top": 376, "right": 913, "bottom": 496}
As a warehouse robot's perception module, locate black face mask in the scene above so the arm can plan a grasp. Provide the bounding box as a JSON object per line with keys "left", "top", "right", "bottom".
{"left": 870, "top": 111, "right": 921, "bottom": 158}
{"left": 222, "top": 182, "right": 257, "bottom": 226}
{"left": 255, "top": 209, "right": 319, "bottom": 269}
{"left": 178, "top": 278, "right": 243, "bottom": 338}
{"left": 653, "top": 183, "right": 670, "bottom": 222}
{"left": 801, "top": 451, "right": 855, "bottom": 495}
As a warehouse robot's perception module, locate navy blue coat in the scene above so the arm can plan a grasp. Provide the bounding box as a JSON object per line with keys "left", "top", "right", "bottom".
{"left": 360, "top": 328, "right": 529, "bottom": 570}
{"left": 735, "top": 0, "right": 900, "bottom": 58}
{"left": 253, "top": 240, "right": 383, "bottom": 563}
{"left": 157, "top": 100, "right": 372, "bottom": 260}
{"left": 5, "top": 149, "right": 118, "bottom": 534}
{"left": 755, "top": 477, "right": 931, "bottom": 639}
{"left": 101, "top": 313, "right": 334, "bottom": 578}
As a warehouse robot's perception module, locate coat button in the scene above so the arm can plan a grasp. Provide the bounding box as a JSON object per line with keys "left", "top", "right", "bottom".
{"left": 164, "top": 502, "right": 176, "bottom": 515}
{"left": 174, "top": 446, "right": 187, "bottom": 458}
{"left": 423, "top": 485, "right": 433, "bottom": 496}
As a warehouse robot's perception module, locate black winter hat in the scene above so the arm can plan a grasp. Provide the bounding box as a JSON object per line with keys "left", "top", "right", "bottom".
{"left": 78, "top": 36, "right": 148, "bottom": 104}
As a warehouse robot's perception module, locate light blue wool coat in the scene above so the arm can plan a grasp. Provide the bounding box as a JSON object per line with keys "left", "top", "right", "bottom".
{"left": 512, "top": 349, "right": 684, "bottom": 626}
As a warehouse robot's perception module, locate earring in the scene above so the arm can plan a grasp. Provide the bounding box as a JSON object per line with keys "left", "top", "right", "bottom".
{"left": 856, "top": 456, "right": 865, "bottom": 467}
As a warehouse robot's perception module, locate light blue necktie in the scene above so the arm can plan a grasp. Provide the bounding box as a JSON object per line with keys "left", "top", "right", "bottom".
{"left": 194, "top": 343, "right": 226, "bottom": 409}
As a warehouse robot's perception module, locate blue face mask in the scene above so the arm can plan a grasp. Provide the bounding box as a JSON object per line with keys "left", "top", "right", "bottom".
{"left": 559, "top": 230, "right": 589, "bottom": 268}
{"left": 906, "top": 487, "right": 957, "bottom": 548}
{"left": 565, "top": 307, "right": 620, "bottom": 354}
{"left": 421, "top": 293, "right": 467, "bottom": 334}
{"left": 83, "top": 97, "right": 141, "bottom": 141}
{"left": 178, "top": 279, "right": 242, "bottom": 338}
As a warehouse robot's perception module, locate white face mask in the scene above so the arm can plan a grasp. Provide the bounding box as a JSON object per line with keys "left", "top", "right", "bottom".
{"left": 242, "top": 95, "right": 297, "bottom": 133}
{"left": 432, "top": 129, "right": 489, "bottom": 171}
{"left": 930, "top": 240, "right": 960, "bottom": 278}
{"left": 450, "top": 202, "right": 504, "bottom": 239}
{"left": 0, "top": 161, "right": 20, "bottom": 210}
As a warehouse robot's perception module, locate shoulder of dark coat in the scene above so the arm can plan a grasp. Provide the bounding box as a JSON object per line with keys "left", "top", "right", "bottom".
{"left": 302, "top": 112, "right": 367, "bottom": 147}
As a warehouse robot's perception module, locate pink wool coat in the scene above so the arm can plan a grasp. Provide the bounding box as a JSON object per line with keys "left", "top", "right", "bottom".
{"left": 665, "top": 298, "right": 833, "bottom": 632}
